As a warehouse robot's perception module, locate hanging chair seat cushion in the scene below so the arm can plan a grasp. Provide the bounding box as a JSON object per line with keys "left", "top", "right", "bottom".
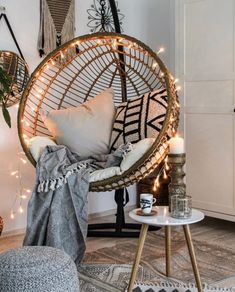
{"left": 110, "top": 88, "right": 168, "bottom": 151}
{"left": 28, "top": 136, "right": 57, "bottom": 162}
{"left": 28, "top": 136, "right": 155, "bottom": 183}
{"left": 41, "top": 88, "right": 116, "bottom": 157}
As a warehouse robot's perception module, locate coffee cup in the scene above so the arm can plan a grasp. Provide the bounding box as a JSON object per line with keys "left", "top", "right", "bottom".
{"left": 140, "top": 193, "right": 156, "bottom": 214}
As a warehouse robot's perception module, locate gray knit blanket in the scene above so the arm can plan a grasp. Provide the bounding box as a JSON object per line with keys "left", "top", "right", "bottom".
{"left": 23, "top": 144, "right": 131, "bottom": 265}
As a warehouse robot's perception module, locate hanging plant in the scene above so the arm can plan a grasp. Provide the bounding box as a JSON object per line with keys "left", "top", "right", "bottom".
{"left": 0, "top": 67, "right": 12, "bottom": 128}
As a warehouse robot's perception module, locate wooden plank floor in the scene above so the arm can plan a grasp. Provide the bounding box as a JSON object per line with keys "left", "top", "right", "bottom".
{"left": 1, "top": 213, "right": 235, "bottom": 254}
{"left": 0, "top": 213, "right": 136, "bottom": 254}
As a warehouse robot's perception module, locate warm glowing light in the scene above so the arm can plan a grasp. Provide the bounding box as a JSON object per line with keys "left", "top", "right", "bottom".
{"left": 14, "top": 104, "right": 19, "bottom": 109}
{"left": 23, "top": 134, "right": 28, "bottom": 138}
{"left": 112, "top": 40, "right": 117, "bottom": 47}
{"left": 153, "top": 175, "right": 160, "bottom": 191}
{"left": 163, "top": 169, "right": 167, "bottom": 179}
{"left": 97, "top": 39, "right": 102, "bottom": 45}
{"left": 128, "top": 44, "right": 132, "bottom": 49}
{"left": 20, "top": 158, "right": 27, "bottom": 164}
{"left": 25, "top": 189, "right": 31, "bottom": 193}
{"left": 19, "top": 206, "right": 24, "bottom": 214}
{"left": 176, "top": 86, "right": 181, "bottom": 91}
{"left": 20, "top": 194, "right": 27, "bottom": 199}
{"left": 10, "top": 212, "right": 15, "bottom": 220}
{"left": 11, "top": 171, "right": 18, "bottom": 176}
{"left": 31, "top": 107, "right": 35, "bottom": 112}
{"left": 152, "top": 62, "right": 157, "bottom": 69}
{"left": 160, "top": 72, "right": 164, "bottom": 77}
{"left": 76, "top": 40, "right": 80, "bottom": 45}
{"left": 46, "top": 64, "right": 50, "bottom": 70}
{"left": 60, "top": 51, "right": 64, "bottom": 58}
{"left": 15, "top": 175, "right": 19, "bottom": 179}
{"left": 176, "top": 101, "right": 180, "bottom": 108}
{"left": 165, "top": 162, "right": 170, "bottom": 171}
{"left": 157, "top": 47, "right": 165, "bottom": 54}
{"left": 40, "top": 77, "right": 45, "bottom": 82}
{"left": 51, "top": 60, "right": 55, "bottom": 66}
{"left": 174, "top": 78, "right": 179, "bottom": 84}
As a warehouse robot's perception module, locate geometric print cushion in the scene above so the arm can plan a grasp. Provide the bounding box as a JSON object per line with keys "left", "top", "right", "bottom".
{"left": 110, "top": 88, "right": 168, "bottom": 151}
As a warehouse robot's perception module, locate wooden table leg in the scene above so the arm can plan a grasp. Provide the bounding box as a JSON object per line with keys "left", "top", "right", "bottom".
{"left": 127, "top": 224, "right": 149, "bottom": 292}
{"left": 165, "top": 225, "right": 171, "bottom": 277}
{"left": 183, "top": 225, "right": 203, "bottom": 292}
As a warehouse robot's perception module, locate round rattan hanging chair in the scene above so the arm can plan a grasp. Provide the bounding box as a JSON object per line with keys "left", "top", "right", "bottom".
{"left": 18, "top": 32, "right": 179, "bottom": 192}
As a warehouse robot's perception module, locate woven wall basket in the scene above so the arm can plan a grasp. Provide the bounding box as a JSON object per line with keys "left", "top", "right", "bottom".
{"left": 0, "top": 51, "right": 29, "bottom": 107}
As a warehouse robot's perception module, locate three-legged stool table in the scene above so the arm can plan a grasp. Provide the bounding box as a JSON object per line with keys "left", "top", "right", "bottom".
{"left": 127, "top": 206, "right": 204, "bottom": 292}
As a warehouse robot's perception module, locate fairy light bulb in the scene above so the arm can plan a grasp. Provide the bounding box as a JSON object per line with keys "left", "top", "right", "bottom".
{"left": 20, "top": 158, "right": 27, "bottom": 164}
{"left": 157, "top": 47, "right": 165, "bottom": 54}
{"left": 176, "top": 86, "right": 181, "bottom": 91}
{"left": 165, "top": 158, "right": 170, "bottom": 171}
{"left": 19, "top": 206, "right": 24, "bottom": 214}
{"left": 11, "top": 170, "right": 18, "bottom": 176}
{"left": 163, "top": 169, "right": 167, "bottom": 179}
{"left": 60, "top": 51, "right": 64, "bottom": 59}
{"left": 10, "top": 212, "right": 15, "bottom": 220}
{"left": 153, "top": 175, "right": 160, "bottom": 191}
{"left": 20, "top": 194, "right": 27, "bottom": 199}
{"left": 174, "top": 78, "right": 179, "bottom": 84}
{"left": 152, "top": 62, "right": 157, "bottom": 69}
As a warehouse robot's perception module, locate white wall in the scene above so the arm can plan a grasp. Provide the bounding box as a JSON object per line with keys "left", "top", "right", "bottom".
{"left": 0, "top": 0, "right": 173, "bottom": 233}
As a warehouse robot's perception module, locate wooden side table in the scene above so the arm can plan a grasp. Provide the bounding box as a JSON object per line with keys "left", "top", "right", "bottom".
{"left": 127, "top": 206, "right": 204, "bottom": 292}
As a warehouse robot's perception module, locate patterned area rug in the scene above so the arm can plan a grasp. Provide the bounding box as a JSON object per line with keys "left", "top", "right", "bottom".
{"left": 78, "top": 264, "right": 234, "bottom": 292}
{"left": 80, "top": 227, "right": 235, "bottom": 291}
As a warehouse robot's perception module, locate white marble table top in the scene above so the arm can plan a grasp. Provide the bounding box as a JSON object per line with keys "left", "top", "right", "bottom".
{"left": 129, "top": 206, "right": 204, "bottom": 226}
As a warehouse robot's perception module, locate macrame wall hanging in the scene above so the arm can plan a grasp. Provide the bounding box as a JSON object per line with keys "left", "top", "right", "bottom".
{"left": 38, "top": 0, "right": 75, "bottom": 57}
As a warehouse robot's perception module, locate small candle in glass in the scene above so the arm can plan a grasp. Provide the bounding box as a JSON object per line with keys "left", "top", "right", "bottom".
{"left": 170, "top": 195, "right": 192, "bottom": 219}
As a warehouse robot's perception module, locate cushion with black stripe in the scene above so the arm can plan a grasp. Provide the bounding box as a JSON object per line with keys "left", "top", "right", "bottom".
{"left": 110, "top": 88, "right": 168, "bottom": 151}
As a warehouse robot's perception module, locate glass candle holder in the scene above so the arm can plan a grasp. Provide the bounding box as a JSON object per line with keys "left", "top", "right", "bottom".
{"left": 170, "top": 195, "right": 192, "bottom": 219}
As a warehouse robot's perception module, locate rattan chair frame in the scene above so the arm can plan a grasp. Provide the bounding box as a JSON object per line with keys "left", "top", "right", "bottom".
{"left": 18, "top": 32, "right": 179, "bottom": 192}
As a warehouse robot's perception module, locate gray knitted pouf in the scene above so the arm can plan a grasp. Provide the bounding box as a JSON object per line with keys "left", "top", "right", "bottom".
{"left": 0, "top": 246, "right": 79, "bottom": 292}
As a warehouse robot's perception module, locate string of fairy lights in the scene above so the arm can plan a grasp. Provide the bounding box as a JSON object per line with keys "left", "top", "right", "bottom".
{"left": 8, "top": 43, "right": 181, "bottom": 221}
{"left": 9, "top": 104, "right": 31, "bottom": 220}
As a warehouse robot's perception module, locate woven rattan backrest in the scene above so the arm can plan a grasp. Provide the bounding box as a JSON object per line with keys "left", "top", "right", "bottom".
{"left": 18, "top": 33, "right": 179, "bottom": 190}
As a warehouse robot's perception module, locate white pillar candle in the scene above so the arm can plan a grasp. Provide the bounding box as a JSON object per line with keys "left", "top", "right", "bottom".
{"left": 169, "top": 135, "right": 185, "bottom": 154}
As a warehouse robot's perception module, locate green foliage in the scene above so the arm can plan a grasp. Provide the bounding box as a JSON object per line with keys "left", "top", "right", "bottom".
{"left": 0, "top": 67, "right": 12, "bottom": 128}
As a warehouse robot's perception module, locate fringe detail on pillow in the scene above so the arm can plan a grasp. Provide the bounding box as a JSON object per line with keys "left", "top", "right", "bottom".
{"left": 37, "top": 162, "right": 88, "bottom": 192}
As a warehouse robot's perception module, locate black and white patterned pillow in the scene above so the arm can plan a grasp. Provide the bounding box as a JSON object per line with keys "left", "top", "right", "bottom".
{"left": 110, "top": 88, "right": 168, "bottom": 151}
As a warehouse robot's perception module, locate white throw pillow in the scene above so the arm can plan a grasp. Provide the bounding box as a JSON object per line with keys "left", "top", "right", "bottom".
{"left": 43, "top": 88, "right": 116, "bottom": 157}
{"left": 29, "top": 136, "right": 57, "bottom": 162}
{"left": 120, "top": 138, "right": 155, "bottom": 172}
{"left": 89, "top": 166, "right": 121, "bottom": 183}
